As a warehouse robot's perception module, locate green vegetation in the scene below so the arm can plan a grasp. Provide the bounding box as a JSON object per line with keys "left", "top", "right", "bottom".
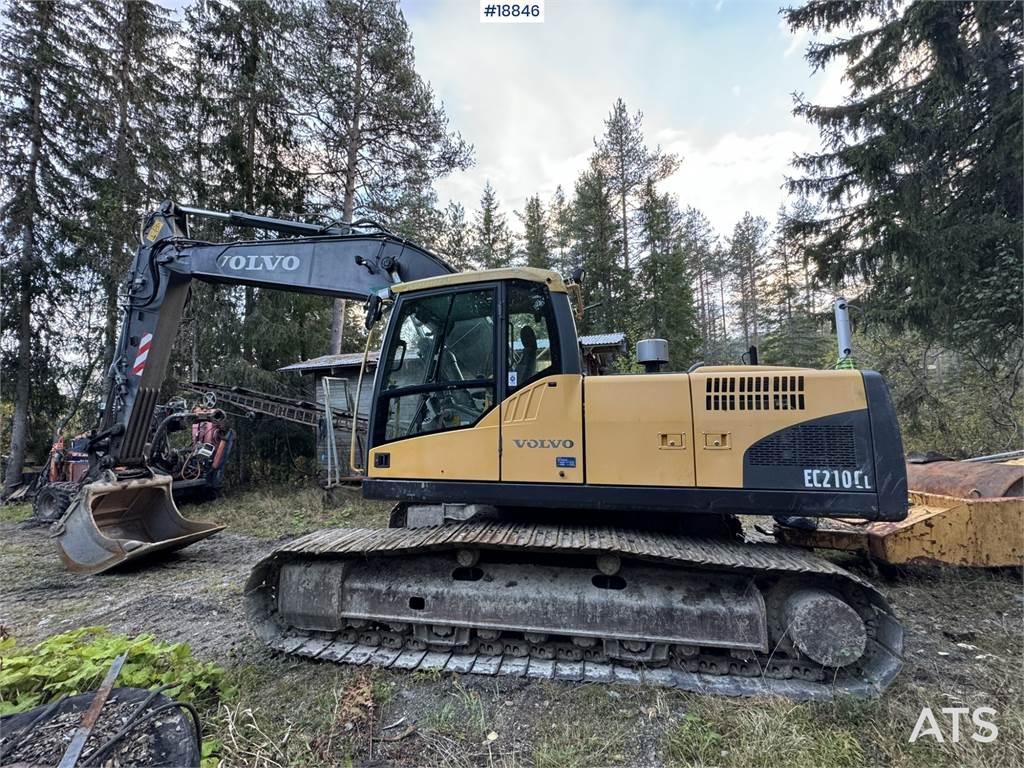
{"left": 0, "top": 627, "right": 231, "bottom": 766}
{"left": 531, "top": 684, "right": 633, "bottom": 768}
{"left": 0, "top": 502, "right": 32, "bottom": 524}
{"left": 0, "top": 626, "right": 227, "bottom": 716}
{"left": 422, "top": 680, "right": 488, "bottom": 741}
{"left": 665, "top": 699, "right": 863, "bottom": 768}
{"left": 198, "top": 484, "right": 391, "bottom": 539}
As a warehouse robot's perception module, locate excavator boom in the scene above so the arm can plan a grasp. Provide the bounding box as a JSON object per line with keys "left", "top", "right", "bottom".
{"left": 56, "top": 201, "right": 454, "bottom": 572}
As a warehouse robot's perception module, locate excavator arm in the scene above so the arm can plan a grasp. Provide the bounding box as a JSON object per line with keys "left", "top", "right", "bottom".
{"left": 60, "top": 200, "right": 453, "bottom": 573}
{"left": 97, "top": 200, "right": 453, "bottom": 470}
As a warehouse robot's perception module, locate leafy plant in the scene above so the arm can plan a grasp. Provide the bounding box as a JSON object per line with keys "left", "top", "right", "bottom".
{"left": 0, "top": 626, "right": 229, "bottom": 716}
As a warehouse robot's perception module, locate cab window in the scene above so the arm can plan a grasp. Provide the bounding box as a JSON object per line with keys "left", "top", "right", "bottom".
{"left": 378, "top": 288, "right": 495, "bottom": 442}
{"left": 507, "top": 281, "right": 560, "bottom": 391}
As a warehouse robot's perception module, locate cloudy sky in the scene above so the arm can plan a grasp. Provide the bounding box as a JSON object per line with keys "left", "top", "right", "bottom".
{"left": 403, "top": 0, "right": 845, "bottom": 235}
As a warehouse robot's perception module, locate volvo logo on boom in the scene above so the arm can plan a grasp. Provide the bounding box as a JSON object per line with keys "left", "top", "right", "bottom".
{"left": 219, "top": 253, "right": 301, "bottom": 272}
{"left": 513, "top": 438, "right": 574, "bottom": 449}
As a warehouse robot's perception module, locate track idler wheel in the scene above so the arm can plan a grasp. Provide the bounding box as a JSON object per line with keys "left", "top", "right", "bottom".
{"left": 783, "top": 588, "right": 867, "bottom": 668}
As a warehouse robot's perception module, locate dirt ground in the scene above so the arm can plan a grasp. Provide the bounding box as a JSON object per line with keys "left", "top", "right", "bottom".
{"left": 1, "top": 485, "right": 1021, "bottom": 768}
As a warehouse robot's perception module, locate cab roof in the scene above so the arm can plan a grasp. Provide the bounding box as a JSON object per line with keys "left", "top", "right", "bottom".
{"left": 392, "top": 267, "right": 567, "bottom": 294}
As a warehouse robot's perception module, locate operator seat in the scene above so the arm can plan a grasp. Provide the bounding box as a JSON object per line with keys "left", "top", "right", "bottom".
{"left": 517, "top": 325, "right": 538, "bottom": 384}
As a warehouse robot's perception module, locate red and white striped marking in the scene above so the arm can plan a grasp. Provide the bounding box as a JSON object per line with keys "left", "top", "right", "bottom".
{"left": 132, "top": 333, "right": 153, "bottom": 376}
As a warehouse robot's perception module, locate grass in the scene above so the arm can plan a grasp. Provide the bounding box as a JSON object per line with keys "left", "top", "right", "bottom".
{"left": 2, "top": 480, "right": 1019, "bottom": 767}
{"left": 422, "top": 679, "right": 489, "bottom": 741}
{"left": 209, "top": 662, "right": 399, "bottom": 767}
{"left": 0, "top": 501, "right": 32, "bottom": 523}
{"left": 665, "top": 698, "right": 864, "bottom": 768}
{"left": 531, "top": 684, "right": 634, "bottom": 768}
{"left": 196, "top": 483, "right": 391, "bottom": 539}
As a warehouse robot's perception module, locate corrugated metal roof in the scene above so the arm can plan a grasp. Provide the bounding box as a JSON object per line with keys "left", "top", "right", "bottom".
{"left": 580, "top": 332, "right": 626, "bottom": 347}
{"left": 279, "top": 350, "right": 380, "bottom": 372}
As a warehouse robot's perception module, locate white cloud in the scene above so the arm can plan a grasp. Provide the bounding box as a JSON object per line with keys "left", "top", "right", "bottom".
{"left": 656, "top": 128, "right": 818, "bottom": 232}
{"left": 406, "top": 0, "right": 830, "bottom": 236}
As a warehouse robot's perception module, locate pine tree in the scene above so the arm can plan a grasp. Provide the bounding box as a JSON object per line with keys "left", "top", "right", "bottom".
{"left": 0, "top": 0, "right": 90, "bottom": 490}
{"left": 636, "top": 180, "right": 700, "bottom": 369}
{"left": 593, "top": 98, "right": 680, "bottom": 319}
{"left": 472, "top": 181, "right": 513, "bottom": 269}
{"left": 727, "top": 213, "right": 769, "bottom": 350}
{"left": 290, "top": 0, "right": 472, "bottom": 353}
{"left": 518, "top": 194, "right": 551, "bottom": 269}
{"left": 784, "top": 0, "right": 1022, "bottom": 356}
{"left": 678, "top": 207, "right": 721, "bottom": 362}
{"left": 568, "top": 159, "right": 623, "bottom": 336}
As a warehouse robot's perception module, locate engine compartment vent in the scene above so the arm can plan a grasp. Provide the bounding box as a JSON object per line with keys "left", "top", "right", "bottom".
{"left": 748, "top": 424, "right": 858, "bottom": 467}
{"left": 704, "top": 375, "right": 805, "bottom": 411}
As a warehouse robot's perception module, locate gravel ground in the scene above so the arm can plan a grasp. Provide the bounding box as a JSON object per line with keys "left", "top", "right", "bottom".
{"left": 1, "top": 489, "right": 1021, "bottom": 767}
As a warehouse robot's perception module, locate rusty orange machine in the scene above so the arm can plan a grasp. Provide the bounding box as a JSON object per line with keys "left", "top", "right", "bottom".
{"left": 777, "top": 455, "right": 1023, "bottom": 567}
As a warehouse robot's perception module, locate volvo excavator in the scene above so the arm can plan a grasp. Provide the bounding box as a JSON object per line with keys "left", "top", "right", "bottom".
{"left": 57, "top": 201, "right": 907, "bottom": 698}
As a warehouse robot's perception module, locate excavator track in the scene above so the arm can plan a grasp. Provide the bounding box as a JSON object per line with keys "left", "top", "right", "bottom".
{"left": 245, "top": 523, "right": 903, "bottom": 700}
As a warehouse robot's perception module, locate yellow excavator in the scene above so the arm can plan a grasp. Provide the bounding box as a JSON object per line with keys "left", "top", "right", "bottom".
{"left": 55, "top": 201, "right": 907, "bottom": 698}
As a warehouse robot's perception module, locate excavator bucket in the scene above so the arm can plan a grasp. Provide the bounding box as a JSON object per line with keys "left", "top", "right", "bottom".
{"left": 53, "top": 474, "right": 224, "bottom": 574}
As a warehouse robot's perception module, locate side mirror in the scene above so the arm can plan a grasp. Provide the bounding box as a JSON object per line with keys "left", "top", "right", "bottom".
{"left": 365, "top": 294, "right": 383, "bottom": 329}
{"left": 571, "top": 266, "right": 585, "bottom": 285}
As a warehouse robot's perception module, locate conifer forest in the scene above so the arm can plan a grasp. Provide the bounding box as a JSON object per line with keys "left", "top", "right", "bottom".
{"left": 2, "top": 0, "right": 1021, "bottom": 488}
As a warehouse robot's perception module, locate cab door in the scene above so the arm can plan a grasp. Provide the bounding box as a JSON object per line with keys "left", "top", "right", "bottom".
{"left": 367, "top": 285, "right": 500, "bottom": 481}
{"left": 500, "top": 280, "right": 583, "bottom": 483}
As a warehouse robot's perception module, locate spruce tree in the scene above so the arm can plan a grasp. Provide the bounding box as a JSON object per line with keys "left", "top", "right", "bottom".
{"left": 568, "top": 159, "right": 623, "bottom": 336}
{"left": 636, "top": 181, "right": 701, "bottom": 369}
{"left": 727, "top": 213, "right": 770, "bottom": 350}
{"left": 678, "top": 207, "right": 721, "bottom": 362}
{"left": 438, "top": 201, "right": 473, "bottom": 271}
{"left": 0, "top": 0, "right": 90, "bottom": 490}
{"left": 547, "top": 184, "right": 573, "bottom": 276}
{"left": 784, "top": 0, "right": 1022, "bottom": 356}
{"left": 76, "top": 0, "right": 182, "bottom": 373}
{"left": 518, "top": 194, "right": 551, "bottom": 269}
{"left": 760, "top": 206, "right": 831, "bottom": 367}
{"left": 472, "top": 181, "right": 513, "bottom": 269}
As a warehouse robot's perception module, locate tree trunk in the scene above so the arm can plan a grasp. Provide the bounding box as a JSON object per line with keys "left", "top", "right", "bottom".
{"left": 102, "top": 262, "right": 118, "bottom": 373}
{"left": 6, "top": 266, "right": 34, "bottom": 493}
{"left": 5, "top": 4, "right": 50, "bottom": 492}
{"left": 718, "top": 276, "right": 727, "bottom": 352}
{"left": 330, "top": 18, "right": 365, "bottom": 355}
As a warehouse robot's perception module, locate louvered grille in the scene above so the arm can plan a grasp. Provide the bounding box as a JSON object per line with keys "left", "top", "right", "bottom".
{"left": 704, "top": 375, "right": 805, "bottom": 411}
{"left": 748, "top": 424, "right": 857, "bottom": 467}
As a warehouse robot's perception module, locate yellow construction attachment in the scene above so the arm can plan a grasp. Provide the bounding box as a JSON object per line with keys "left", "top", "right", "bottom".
{"left": 53, "top": 473, "right": 224, "bottom": 574}
{"left": 778, "top": 459, "right": 1023, "bottom": 568}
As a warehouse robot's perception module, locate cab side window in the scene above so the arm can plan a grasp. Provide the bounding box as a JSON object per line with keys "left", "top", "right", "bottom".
{"left": 506, "top": 281, "right": 561, "bottom": 391}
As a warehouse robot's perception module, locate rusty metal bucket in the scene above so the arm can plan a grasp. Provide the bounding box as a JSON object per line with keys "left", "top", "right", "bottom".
{"left": 906, "top": 460, "right": 1023, "bottom": 498}
{"left": 53, "top": 473, "right": 224, "bottom": 574}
